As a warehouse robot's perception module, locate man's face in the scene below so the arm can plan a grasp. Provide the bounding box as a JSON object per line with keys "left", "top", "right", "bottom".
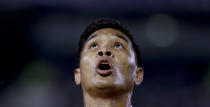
{"left": 75, "top": 28, "right": 142, "bottom": 95}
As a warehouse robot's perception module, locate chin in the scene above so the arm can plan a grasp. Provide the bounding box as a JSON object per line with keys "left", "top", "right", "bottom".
{"left": 94, "top": 76, "right": 116, "bottom": 89}
{"left": 84, "top": 77, "right": 131, "bottom": 97}
{"left": 93, "top": 83, "right": 129, "bottom": 98}
{"left": 94, "top": 78, "right": 127, "bottom": 91}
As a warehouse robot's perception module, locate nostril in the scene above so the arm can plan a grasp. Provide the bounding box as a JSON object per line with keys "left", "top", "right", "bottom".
{"left": 106, "top": 51, "right": 111, "bottom": 56}
{"left": 98, "top": 51, "right": 103, "bottom": 56}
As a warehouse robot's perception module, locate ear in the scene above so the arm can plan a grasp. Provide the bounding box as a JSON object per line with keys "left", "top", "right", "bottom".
{"left": 134, "top": 67, "right": 144, "bottom": 86}
{"left": 74, "top": 68, "right": 81, "bottom": 85}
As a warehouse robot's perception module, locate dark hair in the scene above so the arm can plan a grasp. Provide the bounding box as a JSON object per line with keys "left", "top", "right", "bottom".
{"left": 78, "top": 18, "right": 142, "bottom": 67}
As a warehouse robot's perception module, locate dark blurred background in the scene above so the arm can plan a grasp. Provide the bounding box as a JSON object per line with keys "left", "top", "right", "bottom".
{"left": 1, "top": 0, "right": 210, "bottom": 107}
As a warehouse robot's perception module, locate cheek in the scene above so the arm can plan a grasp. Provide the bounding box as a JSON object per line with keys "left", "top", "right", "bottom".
{"left": 114, "top": 50, "right": 136, "bottom": 79}
{"left": 80, "top": 51, "right": 98, "bottom": 78}
{"left": 80, "top": 50, "right": 97, "bottom": 69}
{"left": 114, "top": 50, "right": 131, "bottom": 68}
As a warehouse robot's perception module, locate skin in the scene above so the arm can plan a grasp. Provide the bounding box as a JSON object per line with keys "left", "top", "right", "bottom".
{"left": 75, "top": 28, "right": 144, "bottom": 107}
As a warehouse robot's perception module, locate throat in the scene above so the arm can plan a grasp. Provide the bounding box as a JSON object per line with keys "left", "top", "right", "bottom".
{"left": 83, "top": 92, "right": 132, "bottom": 107}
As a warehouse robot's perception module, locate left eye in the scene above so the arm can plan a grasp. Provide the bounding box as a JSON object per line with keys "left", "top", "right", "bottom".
{"left": 115, "top": 43, "right": 122, "bottom": 49}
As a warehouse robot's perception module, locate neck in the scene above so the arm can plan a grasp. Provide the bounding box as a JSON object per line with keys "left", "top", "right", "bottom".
{"left": 83, "top": 91, "right": 132, "bottom": 107}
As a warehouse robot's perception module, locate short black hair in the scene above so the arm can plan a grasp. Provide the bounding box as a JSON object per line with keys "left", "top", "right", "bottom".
{"left": 78, "top": 18, "right": 142, "bottom": 67}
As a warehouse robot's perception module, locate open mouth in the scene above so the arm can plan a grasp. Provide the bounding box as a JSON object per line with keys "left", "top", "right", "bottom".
{"left": 96, "top": 60, "right": 112, "bottom": 77}
{"left": 98, "top": 63, "right": 111, "bottom": 70}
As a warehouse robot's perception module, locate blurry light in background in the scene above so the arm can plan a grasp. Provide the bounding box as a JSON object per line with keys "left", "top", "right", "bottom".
{"left": 19, "top": 60, "right": 57, "bottom": 88}
{"left": 1, "top": 60, "right": 59, "bottom": 107}
{"left": 145, "top": 14, "right": 179, "bottom": 48}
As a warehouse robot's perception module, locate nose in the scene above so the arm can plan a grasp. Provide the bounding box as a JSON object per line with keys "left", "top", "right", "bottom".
{"left": 98, "top": 50, "right": 112, "bottom": 57}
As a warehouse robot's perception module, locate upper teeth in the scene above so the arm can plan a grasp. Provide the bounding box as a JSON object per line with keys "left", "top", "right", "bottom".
{"left": 101, "top": 62, "right": 108, "bottom": 64}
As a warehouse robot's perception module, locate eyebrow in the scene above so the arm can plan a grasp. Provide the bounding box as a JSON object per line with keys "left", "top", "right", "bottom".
{"left": 115, "top": 34, "right": 128, "bottom": 43}
{"left": 86, "top": 34, "right": 128, "bottom": 43}
{"left": 87, "top": 34, "right": 98, "bottom": 42}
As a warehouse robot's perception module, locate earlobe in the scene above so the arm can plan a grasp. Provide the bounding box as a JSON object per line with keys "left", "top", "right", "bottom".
{"left": 134, "top": 67, "right": 144, "bottom": 86}
{"left": 74, "top": 68, "right": 81, "bottom": 85}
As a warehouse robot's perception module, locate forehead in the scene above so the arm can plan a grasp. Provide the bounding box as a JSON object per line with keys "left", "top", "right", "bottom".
{"left": 87, "top": 28, "right": 130, "bottom": 42}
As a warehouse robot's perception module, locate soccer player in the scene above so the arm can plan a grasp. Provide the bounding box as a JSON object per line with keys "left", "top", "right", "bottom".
{"left": 74, "top": 19, "right": 144, "bottom": 107}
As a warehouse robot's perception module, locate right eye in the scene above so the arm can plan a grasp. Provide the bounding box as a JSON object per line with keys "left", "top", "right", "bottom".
{"left": 90, "top": 43, "right": 98, "bottom": 49}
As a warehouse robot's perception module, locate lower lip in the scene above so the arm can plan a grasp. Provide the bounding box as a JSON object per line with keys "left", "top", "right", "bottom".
{"left": 96, "top": 69, "right": 112, "bottom": 77}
